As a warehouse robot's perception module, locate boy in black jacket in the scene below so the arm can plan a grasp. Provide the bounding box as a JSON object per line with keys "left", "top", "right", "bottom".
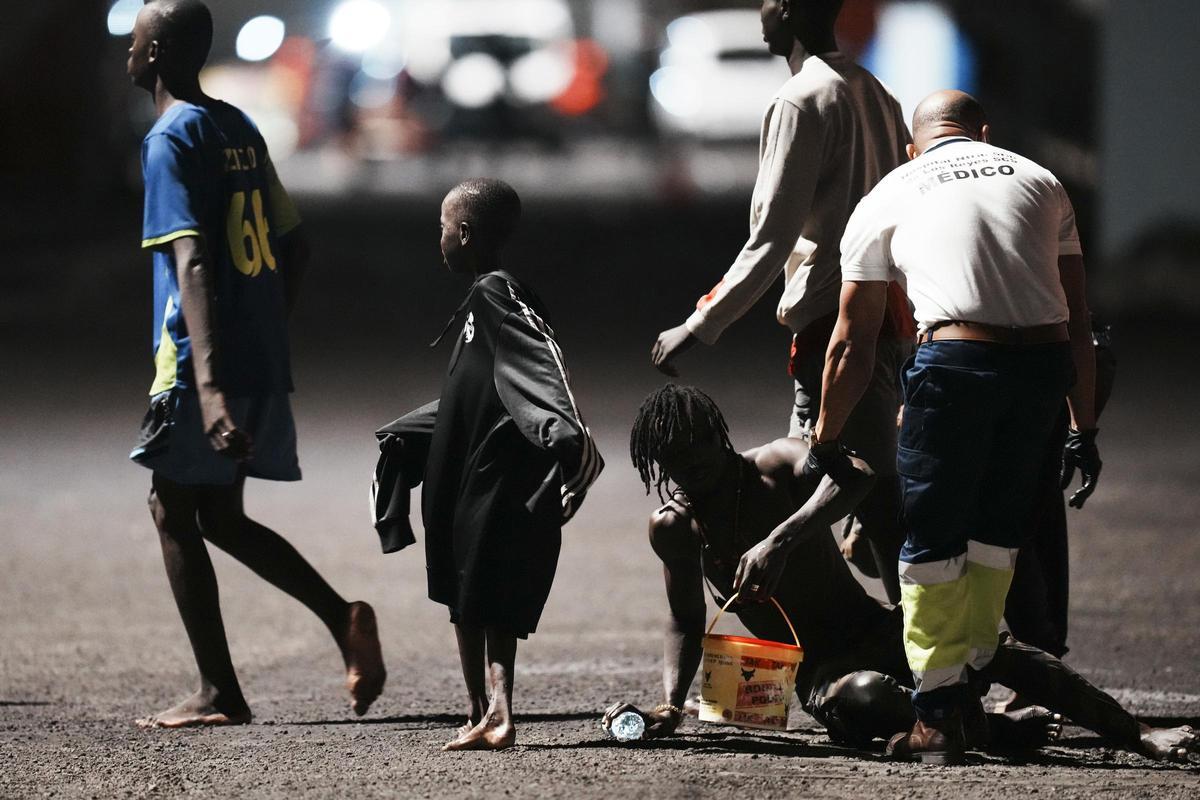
{"left": 375, "top": 179, "right": 602, "bottom": 750}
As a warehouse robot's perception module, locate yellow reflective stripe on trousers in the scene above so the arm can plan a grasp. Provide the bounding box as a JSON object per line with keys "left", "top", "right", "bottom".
{"left": 900, "top": 570, "right": 971, "bottom": 681}
{"left": 966, "top": 548, "right": 1017, "bottom": 670}
{"left": 900, "top": 541, "right": 1019, "bottom": 691}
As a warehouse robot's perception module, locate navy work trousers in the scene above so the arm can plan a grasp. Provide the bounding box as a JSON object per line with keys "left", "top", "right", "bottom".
{"left": 895, "top": 339, "right": 1073, "bottom": 721}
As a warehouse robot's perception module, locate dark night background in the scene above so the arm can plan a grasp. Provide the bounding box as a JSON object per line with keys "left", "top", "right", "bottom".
{"left": 1, "top": 2, "right": 1198, "bottom": 796}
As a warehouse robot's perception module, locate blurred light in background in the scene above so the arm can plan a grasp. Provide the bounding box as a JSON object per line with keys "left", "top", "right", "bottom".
{"left": 349, "top": 71, "right": 396, "bottom": 110}
{"left": 650, "top": 68, "right": 701, "bottom": 119}
{"left": 107, "top": 0, "right": 140, "bottom": 36}
{"left": 650, "top": 10, "right": 789, "bottom": 140}
{"left": 661, "top": 15, "right": 719, "bottom": 62}
{"left": 438, "top": 0, "right": 572, "bottom": 39}
{"left": 509, "top": 46, "right": 574, "bottom": 106}
{"left": 329, "top": 0, "right": 391, "bottom": 54}
{"left": 550, "top": 41, "right": 608, "bottom": 117}
{"left": 361, "top": 45, "right": 408, "bottom": 81}
{"left": 863, "top": 1, "right": 976, "bottom": 123}
{"left": 442, "top": 53, "right": 507, "bottom": 109}
{"left": 236, "top": 15, "right": 286, "bottom": 62}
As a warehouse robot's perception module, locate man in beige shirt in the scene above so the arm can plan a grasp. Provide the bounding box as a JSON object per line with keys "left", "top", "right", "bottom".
{"left": 651, "top": 0, "right": 913, "bottom": 600}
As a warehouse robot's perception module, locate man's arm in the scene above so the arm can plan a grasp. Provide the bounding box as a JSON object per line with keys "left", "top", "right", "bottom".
{"left": 171, "top": 235, "right": 250, "bottom": 460}
{"left": 652, "top": 100, "right": 823, "bottom": 375}
{"left": 1059, "top": 254, "right": 1096, "bottom": 431}
{"left": 732, "top": 439, "right": 875, "bottom": 602}
{"left": 813, "top": 281, "right": 888, "bottom": 444}
{"left": 603, "top": 504, "right": 706, "bottom": 738}
{"left": 1057, "top": 253, "right": 1102, "bottom": 507}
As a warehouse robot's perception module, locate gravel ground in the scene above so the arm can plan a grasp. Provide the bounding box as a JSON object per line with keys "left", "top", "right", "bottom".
{"left": 2, "top": 207, "right": 1198, "bottom": 797}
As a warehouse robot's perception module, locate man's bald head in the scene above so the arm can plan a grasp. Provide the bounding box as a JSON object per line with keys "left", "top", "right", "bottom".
{"left": 909, "top": 90, "right": 989, "bottom": 155}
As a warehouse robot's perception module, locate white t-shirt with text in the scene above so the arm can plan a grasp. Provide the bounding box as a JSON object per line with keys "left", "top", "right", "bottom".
{"left": 840, "top": 137, "right": 1082, "bottom": 331}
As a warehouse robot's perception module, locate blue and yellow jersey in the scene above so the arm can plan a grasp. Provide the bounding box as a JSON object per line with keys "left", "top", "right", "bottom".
{"left": 141, "top": 100, "right": 301, "bottom": 397}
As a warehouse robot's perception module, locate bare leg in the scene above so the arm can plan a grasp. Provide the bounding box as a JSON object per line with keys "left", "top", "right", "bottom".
{"left": 138, "top": 475, "right": 251, "bottom": 728}
{"left": 196, "top": 478, "right": 347, "bottom": 628}
{"left": 444, "top": 628, "right": 518, "bottom": 751}
{"left": 981, "top": 635, "right": 1198, "bottom": 761}
{"left": 855, "top": 477, "right": 904, "bottom": 605}
{"left": 195, "top": 478, "right": 386, "bottom": 715}
{"left": 450, "top": 623, "right": 488, "bottom": 738}
{"left": 984, "top": 706, "right": 1064, "bottom": 750}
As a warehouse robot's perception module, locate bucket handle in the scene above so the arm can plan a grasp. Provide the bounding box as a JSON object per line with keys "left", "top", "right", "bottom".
{"left": 705, "top": 592, "right": 802, "bottom": 652}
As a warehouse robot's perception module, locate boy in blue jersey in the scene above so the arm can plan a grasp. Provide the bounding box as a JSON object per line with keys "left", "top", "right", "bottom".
{"left": 126, "top": 0, "right": 385, "bottom": 727}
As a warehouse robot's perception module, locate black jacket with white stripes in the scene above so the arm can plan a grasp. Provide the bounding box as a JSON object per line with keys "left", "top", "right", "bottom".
{"left": 372, "top": 270, "right": 602, "bottom": 636}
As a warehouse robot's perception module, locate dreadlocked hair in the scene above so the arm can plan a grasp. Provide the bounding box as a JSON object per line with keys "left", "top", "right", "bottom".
{"left": 629, "top": 383, "right": 733, "bottom": 503}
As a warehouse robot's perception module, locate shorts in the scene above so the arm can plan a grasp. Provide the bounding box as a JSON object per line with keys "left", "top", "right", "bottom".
{"left": 789, "top": 336, "right": 911, "bottom": 477}
{"left": 129, "top": 388, "right": 301, "bottom": 486}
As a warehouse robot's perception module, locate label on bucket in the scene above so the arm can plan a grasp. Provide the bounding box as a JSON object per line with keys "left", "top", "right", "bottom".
{"left": 737, "top": 679, "right": 786, "bottom": 707}
{"left": 699, "top": 635, "right": 801, "bottom": 731}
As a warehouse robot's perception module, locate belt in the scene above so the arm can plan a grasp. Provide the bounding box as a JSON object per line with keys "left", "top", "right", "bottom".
{"left": 918, "top": 321, "right": 1069, "bottom": 346}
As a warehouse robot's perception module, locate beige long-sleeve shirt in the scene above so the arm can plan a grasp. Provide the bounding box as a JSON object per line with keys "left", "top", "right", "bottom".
{"left": 685, "top": 51, "right": 910, "bottom": 343}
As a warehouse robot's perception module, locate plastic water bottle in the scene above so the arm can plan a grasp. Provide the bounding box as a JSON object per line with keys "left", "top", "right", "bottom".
{"left": 609, "top": 711, "right": 646, "bottom": 742}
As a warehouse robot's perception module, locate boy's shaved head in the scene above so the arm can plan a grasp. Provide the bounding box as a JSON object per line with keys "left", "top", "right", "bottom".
{"left": 447, "top": 179, "right": 522, "bottom": 248}
{"left": 142, "top": 0, "right": 213, "bottom": 76}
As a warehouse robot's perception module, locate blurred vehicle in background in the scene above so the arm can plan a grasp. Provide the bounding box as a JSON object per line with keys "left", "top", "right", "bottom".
{"left": 648, "top": 9, "right": 790, "bottom": 141}
{"left": 107, "top": 0, "right": 609, "bottom": 157}
{"left": 389, "top": 0, "right": 606, "bottom": 143}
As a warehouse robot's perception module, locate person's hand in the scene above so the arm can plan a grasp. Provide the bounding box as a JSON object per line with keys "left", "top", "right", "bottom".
{"left": 839, "top": 518, "right": 861, "bottom": 562}
{"left": 800, "top": 439, "right": 860, "bottom": 485}
{"left": 601, "top": 702, "right": 682, "bottom": 740}
{"left": 651, "top": 325, "right": 697, "bottom": 377}
{"left": 1060, "top": 427, "right": 1101, "bottom": 509}
{"left": 733, "top": 534, "right": 789, "bottom": 604}
{"left": 198, "top": 388, "right": 253, "bottom": 461}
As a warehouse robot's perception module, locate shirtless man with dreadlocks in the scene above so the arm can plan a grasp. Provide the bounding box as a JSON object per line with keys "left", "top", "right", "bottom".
{"left": 603, "top": 384, "right": 1197, "bottom": 763}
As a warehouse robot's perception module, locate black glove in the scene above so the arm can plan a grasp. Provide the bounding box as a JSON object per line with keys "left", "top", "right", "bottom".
{"left": 1060, "top": 427, "right": 1101, "bottom": 509}
{"left": 802, "top": 439, "right": 860, "bottom": 485}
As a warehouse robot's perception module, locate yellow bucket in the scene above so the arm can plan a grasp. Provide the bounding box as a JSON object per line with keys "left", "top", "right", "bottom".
{"left": 699, "top": 595, "right": 803, "bottom": 731}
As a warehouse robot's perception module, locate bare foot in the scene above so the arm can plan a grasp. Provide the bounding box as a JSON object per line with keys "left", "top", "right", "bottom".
{"left": 442, "top": 722, "right": 487, "bottom": 752}
{"left": 135, "top": 691, "right": 251, "bottom": 729}
{"left": 338, "top": 601, "right": 387, "bottom": 716}
{"left": 453, "top": 712, "right": 483, "bottom": 739}
{"left": 987, "top": 706, "right": 1063, "bottom": 750}
{"left": 1140, "top": 724, "right": 1198, "bottom": 762}
{"left": 442, "top": 715, "right": 516, "bottom": 752}
{"left": 994, "top": 691, "right": 1035, "bottom": 714}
